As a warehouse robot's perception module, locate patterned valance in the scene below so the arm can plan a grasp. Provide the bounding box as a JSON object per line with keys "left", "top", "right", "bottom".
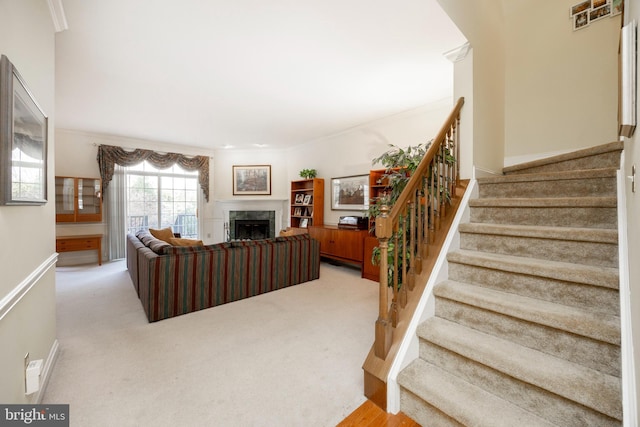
{"left": 97, "top": 144, "right": 210, "bottom": 202}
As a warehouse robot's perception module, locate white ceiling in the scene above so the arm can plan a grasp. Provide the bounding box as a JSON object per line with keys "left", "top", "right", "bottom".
{"left": 54, "top": 0, "right": 466, "bottom": 150}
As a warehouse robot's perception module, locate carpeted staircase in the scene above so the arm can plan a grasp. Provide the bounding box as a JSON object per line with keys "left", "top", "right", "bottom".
{"left": 397, "top": 141, "right": 624, "bottom": 426}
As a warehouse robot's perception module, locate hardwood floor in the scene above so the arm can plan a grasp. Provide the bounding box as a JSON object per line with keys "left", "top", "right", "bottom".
{"left": 337, "top": 400, "right": 420, "bottom": 427}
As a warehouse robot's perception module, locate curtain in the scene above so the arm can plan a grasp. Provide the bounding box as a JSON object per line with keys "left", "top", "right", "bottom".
{"left": 97, "top": 144, "right": 210, "bottom": 260}
{"left": 96, "top": 144, "right": 209, "bottom": 202}
{"left": 105, "top": 164, "right": 127, "bottom": 260}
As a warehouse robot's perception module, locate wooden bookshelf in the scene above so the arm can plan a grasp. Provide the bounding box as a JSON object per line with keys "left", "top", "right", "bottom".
{"left": 290, "top": 178, "right": 324, "bottom": 229}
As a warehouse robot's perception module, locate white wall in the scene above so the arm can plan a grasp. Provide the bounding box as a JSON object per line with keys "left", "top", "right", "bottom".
{"left": 438, "top": 0, "right": 506, "bottom": 175}
{"left": 210, "top": 148, "right": 290, "bottom": 242}
{"left": 452, "top": 47, "right": 474, "bottom": 179}
{"left": 285, "top": 98, "right": 455, "bottom": 226}
{"left": 503, "top": 0, "right": 620, "bottom": 161}
{"left": 0, "top": 0, "right": 57, "bottom": 403}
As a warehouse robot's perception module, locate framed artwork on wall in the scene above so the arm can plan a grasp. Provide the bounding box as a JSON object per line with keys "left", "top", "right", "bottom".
{"left": 232, "top": 165, "right": 271, "bottom": 195}
{"left": 331, "top": 174, "right": 369, "bottom": 211}
{"left": 0, "top": 55, "right": 48, "bottom": 205}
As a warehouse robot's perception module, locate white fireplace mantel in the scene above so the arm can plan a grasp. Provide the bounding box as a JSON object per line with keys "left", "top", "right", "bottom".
{"left": 216, "top": 198, "right": 289, "bottom": 231}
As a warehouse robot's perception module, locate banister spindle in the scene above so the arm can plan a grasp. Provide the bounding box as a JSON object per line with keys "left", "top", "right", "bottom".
{"left": 407, "top": 198, "right": 416, "bottom": 291}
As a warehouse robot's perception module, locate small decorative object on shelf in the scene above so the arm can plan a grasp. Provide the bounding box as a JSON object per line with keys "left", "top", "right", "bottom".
{"left": 299, "top": 168, "right": 317, "bottom": 179}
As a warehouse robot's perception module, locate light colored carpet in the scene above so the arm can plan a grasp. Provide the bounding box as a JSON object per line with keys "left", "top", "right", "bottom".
{"left": 43, "top": 260, "right": 378, "bottom": 426}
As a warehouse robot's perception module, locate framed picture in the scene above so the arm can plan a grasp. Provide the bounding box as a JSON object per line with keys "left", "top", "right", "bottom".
{"left": 232, "top": 165, "right": 271, "bottom": 195}
{"left": 294, "top": 207, "right": 302, "bottom": 216}
{"left": 0, "top": 55, "right": 48, "bottom": 205}
{"left": 590, "top": 3, "right": 611, "bottom": 22}
{"left": 591, "top": 0, "right": 607, "bottom": 9}
{"left": 570, "top": 0, "right": 591, "bottom": 17}
{"left": 611, "top": 0, "right": 622, "bottom": 16}
{"left": 303, "top": 194, "right": 312, "bottom": 205}
{"left": 573, "top": 10, "right": 590, "bottom": 30}
{"left": 294, "top": 193, "right": 304, "bottom": 204}
{"left": 331, "top": 174, "right": 369, "bottom": 211}
{"left": 299, "top": 218, "right": 308, "bottom": 228}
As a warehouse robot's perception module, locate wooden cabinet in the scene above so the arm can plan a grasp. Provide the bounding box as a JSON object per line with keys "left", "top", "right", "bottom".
{"left": 308, "top": 226, "right": 368, "bottom": 268}
{"left": 290, "top": 178, "right": 324, "bottom": 229}
{"left": 362, "top": 235, "right": 380, "bottom": 281}
{"left": 55, "top": 177, "right": 102, "bottom": 223}
{"left": 56, "top": 234, "right": 103, "bottom": 266}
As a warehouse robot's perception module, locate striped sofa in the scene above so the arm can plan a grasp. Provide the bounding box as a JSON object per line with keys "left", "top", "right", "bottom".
{"left": 126, "top": 231, "right": 321, "bottom": 322}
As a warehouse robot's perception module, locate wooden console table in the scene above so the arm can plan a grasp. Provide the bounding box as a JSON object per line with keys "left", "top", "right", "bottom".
{"left": 308, "top": 226, "right": 368, "bottom": 270}
{"left": 56, "top": 234, "right": 103, "bottom": 266}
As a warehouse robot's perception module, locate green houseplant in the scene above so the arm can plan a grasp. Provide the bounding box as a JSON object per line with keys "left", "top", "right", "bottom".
{"left": 299, "top": 168, "right": 317, "bottom": 179}
{"left": 368, "top": 140, "right": 455, "bottom": 287}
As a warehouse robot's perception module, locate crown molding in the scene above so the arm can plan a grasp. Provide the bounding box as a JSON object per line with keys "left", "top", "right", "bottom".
{"left": 443, "top": 42, "right": 471, "bottom": 63}
{"left": 47, "top": 0, "right": 68, "bottom": 33}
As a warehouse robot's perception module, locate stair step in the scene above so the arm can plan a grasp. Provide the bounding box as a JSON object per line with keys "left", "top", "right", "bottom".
{"left": 469, "top": 197, "right": 617, "bottom": 228}
{"left": 448, "top": 249, "right": 619, "bottom": 290}
{"left": 502, "top": 141, "right": 623, "bottom": 175}
{"left": 459, "top": 223, "right": 618, "bottom": 267}
{"left": 478, "top": 167, "right": 618, "bottom": 198}
{"left": 434, "top": 284, "right": 621, "bottom": 377}
{"left": 398, "top": 359, "right": 556, "bottom": 427}
{"left": 459, "top": 222, "right": 618, "bottom": 243}
{"left": 434, "top": 280, "right": 620, "bottom": 345}
{"left": 417, "top": 317, "right": 623, "bottom": 421}
{"left": 448, "top": 247, "right": 619, "bottom": 316}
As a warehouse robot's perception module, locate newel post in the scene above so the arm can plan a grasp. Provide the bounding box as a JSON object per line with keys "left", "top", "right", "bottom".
{"left": 374, "top": 205, "right": 393, "bottom": 359}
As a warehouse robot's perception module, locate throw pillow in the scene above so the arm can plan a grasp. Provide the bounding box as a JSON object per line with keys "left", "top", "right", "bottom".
{"left": 168, "top": 237, "right": 204, "bottom": 247}
{"left": 149, "top": 227, "right": 174, "bottom": 243}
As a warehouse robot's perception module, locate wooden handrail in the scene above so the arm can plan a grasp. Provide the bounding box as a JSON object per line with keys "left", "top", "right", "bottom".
{"left": 372, "top": 96, "right": 464, "bottom": 359}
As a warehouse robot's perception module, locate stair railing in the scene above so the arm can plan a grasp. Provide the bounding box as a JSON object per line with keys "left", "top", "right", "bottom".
{"left": 373, "top": 97, "right": 464, "bottom": 359}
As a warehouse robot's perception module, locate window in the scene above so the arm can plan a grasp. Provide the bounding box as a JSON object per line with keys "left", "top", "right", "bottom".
{"left": 125, "top": 161, "right": 199, "bottom": 238}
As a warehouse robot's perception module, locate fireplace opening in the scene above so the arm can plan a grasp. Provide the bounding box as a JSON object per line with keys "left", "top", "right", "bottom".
{"left": 235, "top": 219, "right": 270, "bottom": 240}
{"left": 228, "top": 210, "right": 276, "bottom": 240}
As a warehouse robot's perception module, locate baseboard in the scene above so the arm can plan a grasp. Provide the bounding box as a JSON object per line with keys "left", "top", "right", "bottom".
{"left": 503, "top": 148, "right": 575, "bottom": 168}
{"left": 472, "top": 165, "right": 502, "bottom": 179}
{"left": 35, "top": 339, "right": 59, "bottom": 403}
{"left": 56, "top": 251, "right": 99, "bottom": 266}
{"left": 617, "top": 167, "right": 638, "bottom": 427}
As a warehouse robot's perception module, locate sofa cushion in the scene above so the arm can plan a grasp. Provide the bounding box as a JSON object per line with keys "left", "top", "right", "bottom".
{"left": 169, "top": 237, "right": 204, "bottom": 247}
{"left": 149, "top": 227, "right": 174, "bottom": 242}
{"left": 137, "top": 230, "right": 172, "bottom": 255}
{"left": 206, "top": 242, "right": 233, "bottom": 250}
{"left": 230, "top": 238, "right": 275, "bottom": 247}
{"left": 276, "top": 234, "right": 310, "bottom": 243}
